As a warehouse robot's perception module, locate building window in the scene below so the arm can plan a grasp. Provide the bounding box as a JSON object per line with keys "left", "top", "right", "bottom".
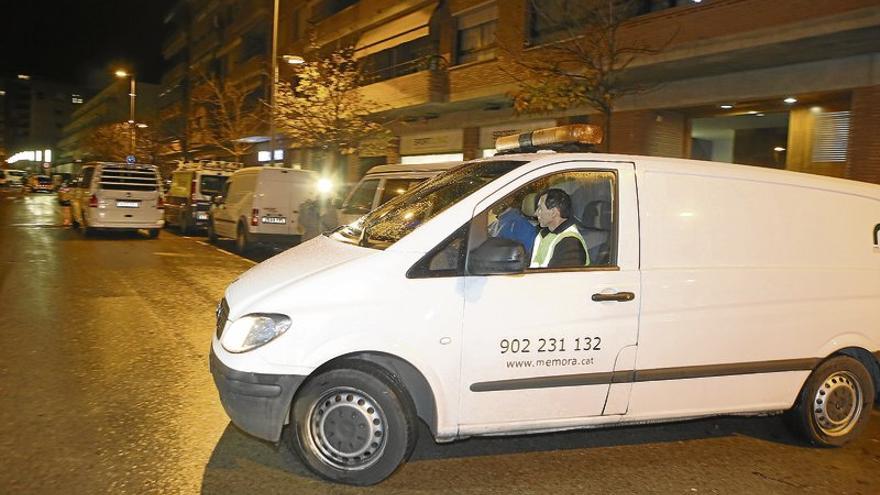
{"left": 311, "top": 0, "right": 358, "bottom": 24}
{"left": 361, "top": 36, "right": 432, "bottom": 85}
{"left": 456, "top": 4, "right": 498, "bottom": 65}
{"left": 239, "top": 29, "right": 268, "bottom": 62}
{"left": 527, "top": 0, "right": 688, "bottom": 46}
{"left": 812, "top": 111, "right": 850, "bottom": 163}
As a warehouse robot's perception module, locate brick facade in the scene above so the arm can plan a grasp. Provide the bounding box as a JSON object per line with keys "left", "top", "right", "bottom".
{"left": 847, "top": 85, "right": 880, "bottom": 185}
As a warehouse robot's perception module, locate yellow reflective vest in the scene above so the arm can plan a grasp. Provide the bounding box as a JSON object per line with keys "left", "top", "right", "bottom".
{"left": 530, "top": 223, "right": 590, "bottom": 268}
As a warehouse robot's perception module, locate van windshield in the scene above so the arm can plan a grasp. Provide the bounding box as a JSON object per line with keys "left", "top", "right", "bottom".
{"left": 332, "top": 160, "right": 525, "bottom": 249}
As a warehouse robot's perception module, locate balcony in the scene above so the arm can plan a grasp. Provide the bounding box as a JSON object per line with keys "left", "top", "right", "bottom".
{"left": 359, "top": 69, "right": 435, "bottom": 112}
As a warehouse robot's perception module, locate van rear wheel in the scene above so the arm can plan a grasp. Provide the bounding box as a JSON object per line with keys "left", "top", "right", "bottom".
{"left": 206, "top": 220, "right": 217, "bottom": 243}
{"left": 148, "top": 228, "right": 160, "bottom": 239}
{"left": 788, "top": 355, "right": 874, "bottom": 447}
{"left": 179, "top": 214, "right": 190, "bottom": 235}
{"left": 235, "top": 224, "right": 250, "bottom": 254}
{"left": 286, "top": 362, "right": 417, "bottom": 486}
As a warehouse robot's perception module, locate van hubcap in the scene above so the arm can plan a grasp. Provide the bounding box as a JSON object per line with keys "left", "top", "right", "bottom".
{"left": 813, "top": 371, "right": 862, "bottom": 436}
{"left": 307, "top": 387, "right": 386, "bottom": 470}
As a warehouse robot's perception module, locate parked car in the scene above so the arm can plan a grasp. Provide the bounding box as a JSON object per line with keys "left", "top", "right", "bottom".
{"left": 3, "top": 169, "right": 27, "bottom": 188}
{"left": 164, "top": 161, "right": 239, "bottom": 234}
{"left": 208, "top": 166, "right": 319, "bottom": 253}
{"left": 336, "top": 162, "right": 459, "bottom": 226}
{"left": 210, "top": 124, "right": 880, "bottom": 486}
{"left": 26, "top": 175, "right": 55, "bottom": 193}
{"left": 70, "top": 162, "right": 165, "bottom": 237}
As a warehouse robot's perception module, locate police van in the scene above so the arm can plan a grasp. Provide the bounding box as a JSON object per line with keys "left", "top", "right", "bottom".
{"left": 210, "top": 125, "right": 880, "bottom": 485}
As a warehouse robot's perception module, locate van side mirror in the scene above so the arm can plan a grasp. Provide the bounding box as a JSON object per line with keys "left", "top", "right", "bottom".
{"left": 213, "top": 195, "right": 224, "bottom": 205}
{"left": 468, "top": 237, "right": 527, "bottom": 275}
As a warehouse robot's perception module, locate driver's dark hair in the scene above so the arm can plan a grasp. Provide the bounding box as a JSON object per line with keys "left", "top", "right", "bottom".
{"left": 539, "top": 188, "right": 572, "bottom": 219}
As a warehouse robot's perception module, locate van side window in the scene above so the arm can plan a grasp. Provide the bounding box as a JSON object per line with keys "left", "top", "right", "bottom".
{"left": 343, "top": 179, "right": 380, "bottom": 215}
{"left": 471, "top": 170, "right": 617, "bottom": 271}
{"left": 406, "top": 224, "right": 469, "bottom": 278}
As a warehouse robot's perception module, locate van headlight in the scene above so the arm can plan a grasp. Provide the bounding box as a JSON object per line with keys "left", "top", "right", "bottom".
{"left": 221, "top": 313, "right": 291, "bottom": 353}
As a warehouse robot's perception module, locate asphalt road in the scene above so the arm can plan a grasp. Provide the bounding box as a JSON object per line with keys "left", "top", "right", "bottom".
{"left": 1, "top": 191, "right": 878, "bottom": 494}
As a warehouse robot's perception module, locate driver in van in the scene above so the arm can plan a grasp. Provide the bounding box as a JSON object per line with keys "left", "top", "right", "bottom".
{"left": 530, "top": 188, "right": 589, "bottom": 268}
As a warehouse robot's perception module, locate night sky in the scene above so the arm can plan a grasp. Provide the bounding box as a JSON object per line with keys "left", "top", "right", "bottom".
{"left": 0, "top": 0, "right": 177, "bottom": 88}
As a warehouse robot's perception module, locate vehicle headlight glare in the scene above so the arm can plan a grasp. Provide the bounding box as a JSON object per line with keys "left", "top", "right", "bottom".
{"left": 221, "top": 314, "right": 291, "bottom": 353}
{"left": 317, "top": 178, "right": 333, "bottom": 194}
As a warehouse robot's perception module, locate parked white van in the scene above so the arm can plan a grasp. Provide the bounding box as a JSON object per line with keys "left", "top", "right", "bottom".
{"left": 210, "top": 125, "right": 880, "bottom": 485}
{"left": 208, "top": 166, "right": 319, "bottom": 253}
{"left": 70, "top": 162, "right": 165, "bottom": 237}
{"left": 337, "top": 162, "right": 459, "bottom": 226}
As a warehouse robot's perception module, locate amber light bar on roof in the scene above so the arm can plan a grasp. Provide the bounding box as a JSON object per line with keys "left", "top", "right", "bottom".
{"left": 495, "top": 124, "right": 604, "bottom": 153}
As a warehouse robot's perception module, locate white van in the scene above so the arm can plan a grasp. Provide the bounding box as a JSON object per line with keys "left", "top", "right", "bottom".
{"left": 208, "top": 166, "right": 319, "bottom": 253}
{"left": 210, "top": 125, "right": 880, "bottom": 485}
{"left": 337, "top": 162, "right": 458, "bottom": 225}
{"left": 3, "top": 169, "right": 27, "bottom": 188}
{"left": 70, "top": 162, "right": 164, "bottom": 237}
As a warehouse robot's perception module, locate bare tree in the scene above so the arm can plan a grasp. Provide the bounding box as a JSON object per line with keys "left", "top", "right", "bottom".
{"left": 273, "top": 45, "right": 391, "bottom": 175}
{"left": 507, "top": 0, "right": 671, "bottom": 150}
{"left": 191, "top": 75, "right": 265, "bottom": 162}
{"left": 82, "top": 122, "right": 166, "bottom": 163}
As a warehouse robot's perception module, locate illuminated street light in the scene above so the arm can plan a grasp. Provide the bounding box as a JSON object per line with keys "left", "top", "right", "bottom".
{"left": 115, "top": 69, "right": 137, "bottom": 156}
{"left": 283, "top": 55, "right": 305, "bottom": 64}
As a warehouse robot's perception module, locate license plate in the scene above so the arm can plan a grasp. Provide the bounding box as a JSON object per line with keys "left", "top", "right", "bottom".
{"left": 196, "top": 212, "right": 209, "bottom": 220}
{"left": 116, "top": 200, "right": 140, "bottom": 208}
{"left": 261, "top": 216, "right": 286, "bottom": 224}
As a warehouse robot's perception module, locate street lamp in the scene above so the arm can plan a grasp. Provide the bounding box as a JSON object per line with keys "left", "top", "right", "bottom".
{"left": 269, "top": 0, "right": 307, "bottom": 168}
{"left": 114, "top": 69, "right": 137, "bottom": 157}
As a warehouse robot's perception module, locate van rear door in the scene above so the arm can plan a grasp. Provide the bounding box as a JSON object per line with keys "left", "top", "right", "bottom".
{"left": 95, "top": 165, "right": 161, "bottom": 223}
{"left": 254, "top": 169, "right": 317, "bottom": 237}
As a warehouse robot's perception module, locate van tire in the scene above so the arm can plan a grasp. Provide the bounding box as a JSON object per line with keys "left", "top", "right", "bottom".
{"left": 788, "top": 355, "right": 875, "bottom": 447}
{"left": 148, "top": 228, "right": 160, "bottom": 239}
{"left": 287, "top": 362, "right": 417, "bottom": 486}
{"left": 206, "top": 220, "right": 218, "bottom": 243}
{"left": 235, "top": 224, "right": 250, "bottom": 254}
{"left": 179, "top": 214, "right": 190, "bottom": 235}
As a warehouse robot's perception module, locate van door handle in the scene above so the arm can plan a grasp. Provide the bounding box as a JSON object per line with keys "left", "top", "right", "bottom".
{"left": 591, "top": 291, "right": 635, "bottom": 302}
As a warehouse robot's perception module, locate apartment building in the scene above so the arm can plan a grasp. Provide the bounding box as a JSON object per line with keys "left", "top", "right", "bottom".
{"left": 160, "top": 0, "right": 274, "bottom": 163}
{"left": 56, "top": 79, "right": 158, "bottom": 172}
{"left": 1, "top": 75, "right": 85, "bottom": 173}
{"left": 278, "top": 0, "right": 879, "bottom": 184}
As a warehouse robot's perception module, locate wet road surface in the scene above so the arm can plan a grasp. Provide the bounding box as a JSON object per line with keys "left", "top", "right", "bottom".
{"left": 1, "top": 192, "right": 878, "bottom": 494}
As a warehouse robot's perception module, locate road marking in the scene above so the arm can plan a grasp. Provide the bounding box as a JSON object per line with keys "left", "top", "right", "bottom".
{"left": 154, "top": 252, "right": 194, "bottom": 257}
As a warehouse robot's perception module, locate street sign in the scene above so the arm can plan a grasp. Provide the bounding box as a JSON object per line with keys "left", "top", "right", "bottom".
{"left": 126, "top": 155, "right": 136, "bottom": 164}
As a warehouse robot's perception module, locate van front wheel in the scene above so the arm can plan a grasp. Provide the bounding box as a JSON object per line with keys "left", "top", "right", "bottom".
{"left": 287, "top": 363, "right": 417, "bottom": 486}
{"left": 789, "top": 355, "right": 875, "bottom": 447}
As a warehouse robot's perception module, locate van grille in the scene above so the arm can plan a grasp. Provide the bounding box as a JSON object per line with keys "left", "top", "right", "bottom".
{"left": 99, "top": 167, "right": 159, "bottom": 191}
{"left": 216, "top": 298, "right": 229, "bottom": 339}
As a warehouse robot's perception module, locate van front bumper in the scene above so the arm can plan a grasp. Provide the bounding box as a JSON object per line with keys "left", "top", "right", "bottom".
{"left": 210, "top": 348, "right": 306, "bottom": 442}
